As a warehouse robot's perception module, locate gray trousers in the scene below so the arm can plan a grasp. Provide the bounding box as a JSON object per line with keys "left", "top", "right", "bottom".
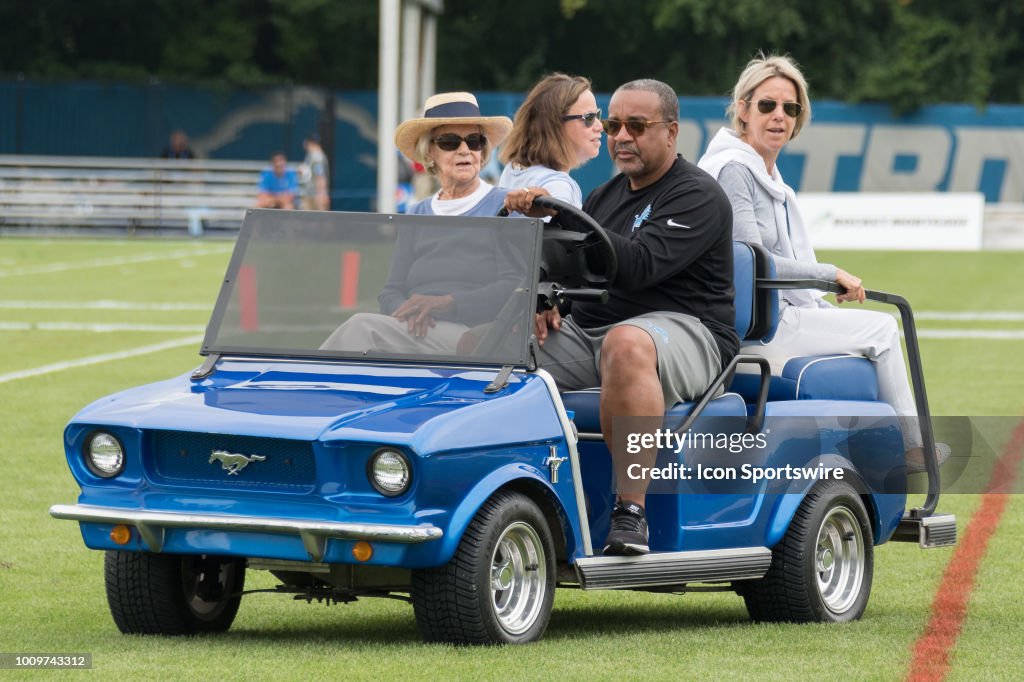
{"left": 535, "top": 312, "right": 722, "bottom": 406}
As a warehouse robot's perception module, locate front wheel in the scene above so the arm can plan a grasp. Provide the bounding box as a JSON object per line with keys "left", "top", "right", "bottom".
{"left": 411, "top": 490, "right": 556, "bottom": 644}
{"left": 104, "top": 551, "right": 245, "bottom": 635}
{"left": 740, "top": 479, "right": 873, "bottom": 623}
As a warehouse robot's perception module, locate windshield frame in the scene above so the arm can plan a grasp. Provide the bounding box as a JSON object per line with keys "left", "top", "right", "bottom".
{"left": 199, "top": 209, "right": 543, "bottom": 369}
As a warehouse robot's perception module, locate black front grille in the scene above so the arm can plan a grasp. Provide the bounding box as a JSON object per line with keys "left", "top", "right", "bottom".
{"left": 150, "top": 430, "right": 316, "bottom": 490}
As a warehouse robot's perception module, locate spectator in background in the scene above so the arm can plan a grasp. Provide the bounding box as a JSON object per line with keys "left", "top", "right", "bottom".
{"left": 300, "top": 133, "right": 330, "bottom": 210}
{"left": 160, "top": 130, "right": 195, "bottom": 159}
{"left": 256, "top": 152, "right": 298, "bottom": 209}
{"left": 396, "top": 151, "right": 415, "bottom": 213}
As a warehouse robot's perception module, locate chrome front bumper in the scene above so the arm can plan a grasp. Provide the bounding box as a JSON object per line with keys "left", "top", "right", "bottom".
{"left": 49, "top": 503, "right": 443, "bottom": 562}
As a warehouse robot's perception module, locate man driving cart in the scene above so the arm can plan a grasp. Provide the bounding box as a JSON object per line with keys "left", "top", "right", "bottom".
{"left": 505, "top": 78, "right": 738, "bottom": 556}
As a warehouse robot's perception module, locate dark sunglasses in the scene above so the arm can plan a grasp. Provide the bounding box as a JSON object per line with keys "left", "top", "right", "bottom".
{"left": 752, "top": 98, "right": 803, "bottom": 118}
{"left": 562, "top": 109, "right": 602, "bottom": 127}
{"left": 601, "top": 118, "right": 673, "bottom": 136}
{"left": 432, "top": 133, "right": 487, "bottom": 152}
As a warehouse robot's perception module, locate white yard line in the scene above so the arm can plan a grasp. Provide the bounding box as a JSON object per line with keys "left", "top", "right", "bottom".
{"left": 0, "top": 322, "right": 205, "bottom": 332}
{"left": 916, "top": 329, "right": 1024, "bottom": 340}
{"left": 0, "top": 300, "right": 211, "bottom": 311}
{"left": 0, "top": 247, "right": 232, "bottom": 278}
{"left": 914, "top": 311, "right": 1024, "bottom": 322}
{"left": 0, "top": 335, "right": 204, "bottom": 385}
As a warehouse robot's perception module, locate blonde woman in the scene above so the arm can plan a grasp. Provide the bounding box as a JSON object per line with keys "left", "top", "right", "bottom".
{"left": 698, "top": 54, "right": 948, "bottom": 472}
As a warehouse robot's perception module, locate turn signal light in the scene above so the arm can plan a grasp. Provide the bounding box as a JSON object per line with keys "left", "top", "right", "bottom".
{"left": 352, "top": 541, "right": 373, "bottom": 562}
{"left": 110, "top": 525, "right": 132, "bottom": 545}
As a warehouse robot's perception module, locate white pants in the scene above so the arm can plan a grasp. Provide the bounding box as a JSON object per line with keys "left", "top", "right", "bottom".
{"left": 743, "top": 306, "right": 921, "bottom": 448}
{"left": 320, "top": 313, "right": 468, "bottom": 355}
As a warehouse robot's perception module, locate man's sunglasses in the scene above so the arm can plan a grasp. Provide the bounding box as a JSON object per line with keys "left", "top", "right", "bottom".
{"left": 751, "top": 98, "right": 803, "bottom": 118}
{"left": 432, "top": 133, "right": 487, "bottom": 152}
{"left": 601, "top": 118, "right": 673, "bottom": 136}
{"left": 562, "top": 109, "right": 602, "bottom": 127}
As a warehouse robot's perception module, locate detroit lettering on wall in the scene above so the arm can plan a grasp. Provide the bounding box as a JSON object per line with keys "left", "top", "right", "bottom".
{"left": 671, "top": 101, "right": 1024, "bottom": 204}
{"left": 3, "top": 82, "right": 1020, "bottom": 206}
{"left": 550, "top": 96, "right": 1024, "bottom": 204}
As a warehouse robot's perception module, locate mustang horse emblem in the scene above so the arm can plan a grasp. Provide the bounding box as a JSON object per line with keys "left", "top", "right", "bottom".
{"left": 209, "top": 450, "right": 267, "bottom": 475}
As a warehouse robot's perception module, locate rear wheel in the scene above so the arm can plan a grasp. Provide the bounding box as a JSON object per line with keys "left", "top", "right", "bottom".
{"left": 740, "top": 479, "right": 873, "bottom": 623}
{"left": 411, "top": 490, "right": 556, "bottom": 644}
{"left": 104, "top": 551, "right": 245, "bottom": 635}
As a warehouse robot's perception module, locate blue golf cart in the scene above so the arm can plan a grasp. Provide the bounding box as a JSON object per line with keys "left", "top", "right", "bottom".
{"left": 51, "top": 201, "right": 955, "bottom": 644}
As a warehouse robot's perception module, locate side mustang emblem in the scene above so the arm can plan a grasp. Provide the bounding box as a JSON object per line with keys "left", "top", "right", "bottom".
{"left": 209, "top": 450, "right": 267, "bottom": 475}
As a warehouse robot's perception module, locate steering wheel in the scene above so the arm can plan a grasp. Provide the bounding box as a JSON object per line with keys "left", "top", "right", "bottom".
{"left": 472, "top": 197, "right": 619, "bottom": 360}
{"left": 530, "top": 195, "right": 618, "bottom": 287}
{"left": 496, "top": 197, "right": 618, "bottom": 287}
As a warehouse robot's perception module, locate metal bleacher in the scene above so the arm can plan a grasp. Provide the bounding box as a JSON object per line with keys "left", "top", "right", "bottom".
{"left": 0, "top": 154, "right": 267, "bottom": 235}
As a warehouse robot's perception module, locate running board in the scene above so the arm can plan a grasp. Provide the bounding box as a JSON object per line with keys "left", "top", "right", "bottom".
{"left": 891, "top": 513, "right": 957, "bottom": 548}
{"left": 574, "top": 547, "right": 772, "bottom": 590}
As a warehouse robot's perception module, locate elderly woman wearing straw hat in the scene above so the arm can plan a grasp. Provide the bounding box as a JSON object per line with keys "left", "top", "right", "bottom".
{"left": 395, "top": 92, "right": 513, "bottom": 217}
{"left": 321, "top": 92, "right": 518, "bottom": 353}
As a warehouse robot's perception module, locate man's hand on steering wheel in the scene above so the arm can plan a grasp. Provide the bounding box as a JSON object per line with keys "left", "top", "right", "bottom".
{"left": 393, "top": 293, "right": 454, "bottom": 338}
{"left": 504, "top": 186, "right": 556, "bottom": 218}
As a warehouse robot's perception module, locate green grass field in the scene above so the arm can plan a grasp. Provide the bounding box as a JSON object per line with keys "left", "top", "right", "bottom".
{"left": 1, "top": 238, "right": 1022, "bottom": 680}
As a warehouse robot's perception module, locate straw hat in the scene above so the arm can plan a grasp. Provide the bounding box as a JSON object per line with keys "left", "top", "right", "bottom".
{"left": 394, "top": 92, "right": 513, "bottom": 162}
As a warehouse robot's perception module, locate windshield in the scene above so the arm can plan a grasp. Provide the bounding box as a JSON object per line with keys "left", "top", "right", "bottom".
{"left": 202, "top": 209, "right": 543, "bottom": 367}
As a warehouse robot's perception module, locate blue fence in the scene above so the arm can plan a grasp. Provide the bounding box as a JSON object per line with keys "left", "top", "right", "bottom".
{"left": 4, "top": 80, "right": 1024, "bottom": 208}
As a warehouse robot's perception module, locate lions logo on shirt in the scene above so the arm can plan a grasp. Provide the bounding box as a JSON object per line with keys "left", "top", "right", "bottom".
{"left": 632, "top": 203, "right": 652, "bottom": 232}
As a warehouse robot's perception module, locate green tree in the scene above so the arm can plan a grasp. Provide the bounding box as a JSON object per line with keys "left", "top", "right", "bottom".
{"left": 270, "top": 0, "right": 378, "bottom": 88}
{"left": 2, "top": 0, "right": 1024, "bottom": 110}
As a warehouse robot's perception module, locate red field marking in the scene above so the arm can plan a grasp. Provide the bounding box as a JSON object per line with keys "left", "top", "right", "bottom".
{"left": 339, "top": 250, "right": 361, "bottom": 310}
{"left": 906, "top": 419, "right": 1024, "bottom": 682}
{"left": 238, "top": 264, "right": 259, "bottom": 331}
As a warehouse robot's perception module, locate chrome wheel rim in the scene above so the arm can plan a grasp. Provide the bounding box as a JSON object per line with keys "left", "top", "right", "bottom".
{"left": 815, "top": 506, "right": 865, "bottom": 615}
{"left": 489, "top": 521, "right": 546, "bottom": 635}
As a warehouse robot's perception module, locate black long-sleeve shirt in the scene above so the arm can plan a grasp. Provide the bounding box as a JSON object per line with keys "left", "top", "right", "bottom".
{"left": 573, "top": 156, "right": 739, "bottom": 367}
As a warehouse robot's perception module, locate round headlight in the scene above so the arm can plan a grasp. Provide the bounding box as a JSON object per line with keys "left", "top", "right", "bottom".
{"left": 368, "top": 448, "right": 411, "bottom": 496}
{"left": 84, "top": 431, "right": 125, "bottom": 478}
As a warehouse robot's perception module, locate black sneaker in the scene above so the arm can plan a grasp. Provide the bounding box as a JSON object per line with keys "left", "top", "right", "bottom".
{"left": 603, "top": 501, "right": 649, "bottom": 555}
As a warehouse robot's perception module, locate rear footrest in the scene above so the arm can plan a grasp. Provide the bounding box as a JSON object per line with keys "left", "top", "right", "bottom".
{"left": 574, "top": 546, "right": 771, "bottom": 590}
{"left": 891, "top": 513, "right": 957, "bottom": 548}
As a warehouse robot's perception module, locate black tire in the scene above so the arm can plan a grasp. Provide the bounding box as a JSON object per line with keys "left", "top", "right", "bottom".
{"left": 411, "top": 490, "right": 556, "bottom": 644}
{"left": 739, "top": 479, "right": 873, "bottom": 623}
{"left": 104, "top": 551, "right": 245, "bottom": 635}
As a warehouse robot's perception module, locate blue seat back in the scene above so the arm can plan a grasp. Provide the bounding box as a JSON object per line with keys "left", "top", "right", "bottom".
{"left": 732, "top": 241, "right": 778, "bottom": 343}
{"left": 728, "top": 241, "right": 880, "bottom": 403}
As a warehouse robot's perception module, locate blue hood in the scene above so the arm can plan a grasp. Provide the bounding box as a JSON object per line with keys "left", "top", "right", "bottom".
{"left": 71, "top": 360, "right": 564, "bottom": 451}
